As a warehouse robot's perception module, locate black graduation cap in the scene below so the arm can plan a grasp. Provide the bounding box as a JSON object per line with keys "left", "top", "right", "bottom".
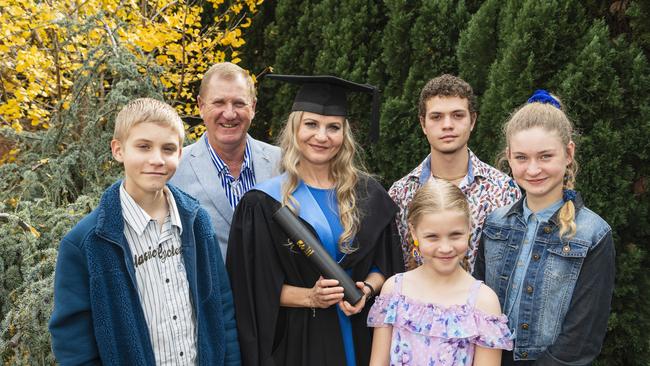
{"left": 266, "top": 74, "right": 381, "bottom": 142}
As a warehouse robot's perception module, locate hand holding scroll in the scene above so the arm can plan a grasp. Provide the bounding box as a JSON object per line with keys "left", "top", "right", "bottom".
{"left": 338, "top": 282, "right": 371, "bottom": 316}
{"left": 309, "top": 276, "right": 344, "bottom": 308}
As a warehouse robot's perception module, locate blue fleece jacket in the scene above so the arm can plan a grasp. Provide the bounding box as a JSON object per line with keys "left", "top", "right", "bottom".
{"left": 48, "top": 181, "right": 240, "bottom": 365}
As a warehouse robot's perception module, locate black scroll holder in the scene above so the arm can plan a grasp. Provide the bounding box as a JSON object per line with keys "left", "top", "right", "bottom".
{"left": 273, "top": 206, "right": 364, "bottom": 305}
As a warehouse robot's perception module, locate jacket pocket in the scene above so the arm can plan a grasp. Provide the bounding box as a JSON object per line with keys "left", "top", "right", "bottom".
{"left": 537, "top": 239, "right": 589, "bottom": 343}
{"left": 544, "top": 239, "right": 589, "bottom": 280}
{"left": 482, "top": 225, "right": 511, "bottom": 288}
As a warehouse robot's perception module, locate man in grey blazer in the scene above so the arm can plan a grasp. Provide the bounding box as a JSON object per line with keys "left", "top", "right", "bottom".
{"left": 170, "top": 62, "right": 281, "bottom": 261}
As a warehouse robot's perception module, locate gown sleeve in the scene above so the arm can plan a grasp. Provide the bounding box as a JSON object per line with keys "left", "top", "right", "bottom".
{"left": 375, "top": 219, "right": 405, "bottom": 277}
{"left": 364, "top": 180, "right": 405, "bottom": 278}
{"left": 226, "top": 191, "right": 285, "bottom": 366}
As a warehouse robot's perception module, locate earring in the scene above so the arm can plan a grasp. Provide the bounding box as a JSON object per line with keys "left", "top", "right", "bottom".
{"left": 411, "top": 246, "right": 421, "bottom": 263}
{"left": 413, "top": 239, "right": 419, "bottom": 247}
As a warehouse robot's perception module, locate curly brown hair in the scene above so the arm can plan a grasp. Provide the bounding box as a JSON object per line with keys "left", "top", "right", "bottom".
{"left": 418, "top": 74, "right": 477, "bottom": 118}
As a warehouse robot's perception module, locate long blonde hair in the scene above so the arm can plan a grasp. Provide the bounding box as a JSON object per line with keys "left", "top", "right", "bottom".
{"left": 407, "top": 180, "right": 472, "bottom": 271}
{"left": 278, "top": 111, "right": 367, "bottom": 253}
{"left": 501, "top": 101, "right": 579, "bottom": 240}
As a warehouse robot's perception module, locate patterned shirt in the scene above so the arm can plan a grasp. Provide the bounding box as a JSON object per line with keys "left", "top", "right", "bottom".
{"left": 205, "top": 136, "right": 256, "bottom": 209}
{"left": 388, "top": 150, "right": 521, "bottom": 271}
{"left": 120, "top": 184, "right": 197, "bottom": 366}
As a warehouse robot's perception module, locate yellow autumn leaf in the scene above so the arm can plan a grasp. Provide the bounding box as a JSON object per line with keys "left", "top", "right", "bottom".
{"left": 0, "top": 0, "right": 266, "bottom": 139}
{"left": 29, "top": 225, "right": 41, "bottom": 238}
{"left": 240, "top": 17, "right": 252, "bottom": 28}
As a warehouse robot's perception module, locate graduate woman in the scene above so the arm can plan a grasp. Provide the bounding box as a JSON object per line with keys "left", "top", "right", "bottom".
{"left": 226, "top": 75, "right": 404, "bottom": 366}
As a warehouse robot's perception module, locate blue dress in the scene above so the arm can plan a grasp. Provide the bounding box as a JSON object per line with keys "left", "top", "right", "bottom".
{"left": 307, "top": 185, "right": 356, "bottom": 366}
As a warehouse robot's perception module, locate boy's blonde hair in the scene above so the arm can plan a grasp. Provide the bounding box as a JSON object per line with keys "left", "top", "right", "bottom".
{"left": 113, "top": 98, "right": 185, "bottom": 144}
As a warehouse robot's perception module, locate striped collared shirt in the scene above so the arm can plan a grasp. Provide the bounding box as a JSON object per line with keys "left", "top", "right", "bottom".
{"left": 205, "top": 136, "right": 256, "bottom": 209}
{"left": 120, "top": 184, "right": 197, "bottom": 366}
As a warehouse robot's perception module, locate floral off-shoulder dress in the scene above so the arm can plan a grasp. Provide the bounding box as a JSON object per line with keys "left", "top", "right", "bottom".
{"left": 368, "top": 274, "right": 513, "bottom": 366}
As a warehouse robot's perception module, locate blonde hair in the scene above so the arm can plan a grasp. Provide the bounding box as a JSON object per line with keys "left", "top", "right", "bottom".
{"left": 407, "top": 181, "right": 472, "bottom": 271}
{"left": 501, "top": 100, "right": 578, "bottom": 240}
{"left": 199, "top": 62, "right": 256, "bottom": 102}
{"left": 114, "top": 98, "right": 185, "bottom": 144}
{"left": 278, "top": 111, "right": 366, "bottom": 253}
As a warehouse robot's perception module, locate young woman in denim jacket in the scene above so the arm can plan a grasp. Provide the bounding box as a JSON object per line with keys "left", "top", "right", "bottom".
{"left": 474, "top": 90, "right": 615, "bottom": 365}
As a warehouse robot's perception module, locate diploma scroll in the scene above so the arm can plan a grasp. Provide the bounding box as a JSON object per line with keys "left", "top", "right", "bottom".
{"left": 273, "top": 206, "right": 364, "bottom": 305}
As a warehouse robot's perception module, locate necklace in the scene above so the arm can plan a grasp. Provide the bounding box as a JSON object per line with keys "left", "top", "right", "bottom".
{"left": 432, "top": 172, "right": 466, "bottom": 181}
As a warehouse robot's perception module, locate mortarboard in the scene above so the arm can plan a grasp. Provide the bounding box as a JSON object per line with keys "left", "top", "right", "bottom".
{"left": 266, "top": 74, "right": 381, "bottom": 142}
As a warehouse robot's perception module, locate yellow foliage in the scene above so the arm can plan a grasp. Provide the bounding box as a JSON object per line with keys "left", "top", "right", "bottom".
{"left": 241, "top": 17, "right": 252, "bottom": 28}
{"left": 28, "top": 225, "right": 41, "bottom": 238}
{"left": 5, "top": 198, "right": 18, "bottom": 208}
{"left": 0, "top": 0, "right": 265, "bottom": 155}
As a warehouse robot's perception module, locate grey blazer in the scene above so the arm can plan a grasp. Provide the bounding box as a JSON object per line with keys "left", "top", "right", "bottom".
{"left": 169, "top": 134, "right": 281, "bottom": 261}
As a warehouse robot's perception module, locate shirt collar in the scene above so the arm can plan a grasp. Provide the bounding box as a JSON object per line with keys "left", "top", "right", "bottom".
{"left": 508, "top": 192, "right": 585, "bottom": 226}
{"left": 468, "top": 149, "right": 495, "bottom": 179}
{"left": 522, "top": 197, "right": 564, "bottom": 223}
{"left": 119, "top": 183, "right": 183, "bottom": 236}
{"left": 204, "top": 135, "right": 253, "bottom": 176}
{"left": 418, "top": 148, "right": 476, "bottom": 185}
{"left": 164, "top": 186, "right": 183, "bottom": 234}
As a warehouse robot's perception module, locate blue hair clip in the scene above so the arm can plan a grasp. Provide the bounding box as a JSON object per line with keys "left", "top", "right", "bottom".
{"left": 563, "top": 189, "right": 577, "bottom": 202}
{"left": 527, "top": 89, "right": 561, "bottom": 110}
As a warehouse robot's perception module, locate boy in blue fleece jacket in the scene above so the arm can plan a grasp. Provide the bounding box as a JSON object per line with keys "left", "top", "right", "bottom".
{"left": 48, "top": 98, "right": 240, "bottom": 365}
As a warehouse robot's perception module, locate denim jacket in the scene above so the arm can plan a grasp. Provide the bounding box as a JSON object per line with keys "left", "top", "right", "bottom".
{"left": 474, "top": 194, "right": 615, "bottom": 365}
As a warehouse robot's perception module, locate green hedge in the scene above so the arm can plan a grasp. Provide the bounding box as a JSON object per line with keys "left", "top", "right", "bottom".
{"left": 242, "top": 1, "right": 650, "bottom": 364}
{"left": 1, "top": 1, "right": 648, "bottom": 364}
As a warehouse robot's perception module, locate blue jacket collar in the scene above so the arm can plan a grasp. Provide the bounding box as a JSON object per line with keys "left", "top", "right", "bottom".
{"left": 95, "top": 180, "right": 201, "bottom": 246}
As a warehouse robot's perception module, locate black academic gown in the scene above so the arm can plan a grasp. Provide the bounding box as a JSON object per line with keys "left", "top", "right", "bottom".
{"left": 226, "top": 176, "right": 404, "bottom": 366}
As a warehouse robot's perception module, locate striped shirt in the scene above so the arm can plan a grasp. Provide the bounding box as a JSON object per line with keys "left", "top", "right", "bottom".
{"left": 205, "top": 136, "right": 256, "bottom": 209}
{"left": 120, "top": 184, "right": 197, "bottom": 366}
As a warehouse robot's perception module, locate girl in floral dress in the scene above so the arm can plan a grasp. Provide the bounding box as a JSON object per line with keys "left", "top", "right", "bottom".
{"left": 368, "top": 181, "right": 513, "bottom": 366}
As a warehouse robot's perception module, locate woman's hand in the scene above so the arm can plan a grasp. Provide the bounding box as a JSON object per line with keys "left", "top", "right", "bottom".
{"left": 309, "top": 276, "right": 345, "bottom": 308}
{"left": 338, "top": 281, "right": 369, "bottom": 316}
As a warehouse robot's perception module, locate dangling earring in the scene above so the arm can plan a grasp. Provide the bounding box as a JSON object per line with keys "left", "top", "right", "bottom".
{"left": 411, "top": 238, "right": 421, "bottom": 261}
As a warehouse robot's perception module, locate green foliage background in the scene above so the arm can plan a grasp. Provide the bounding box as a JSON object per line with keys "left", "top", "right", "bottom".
{"left": 242, "top": 0, "right": 650, "bottom": 364}
{"left": 0, "top": 45, "right": 169, "bottom": 363}
{"left": 1, "top": 0, "right": 648, "bottom": 364}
